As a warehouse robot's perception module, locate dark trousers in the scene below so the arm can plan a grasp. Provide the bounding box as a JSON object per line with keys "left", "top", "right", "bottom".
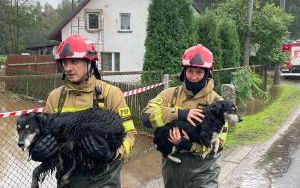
{"left": 162, "top": 152, "right": 221, "bottom": 188}
{"left": 67, "top": 159, "right": 121, "bottom": 188}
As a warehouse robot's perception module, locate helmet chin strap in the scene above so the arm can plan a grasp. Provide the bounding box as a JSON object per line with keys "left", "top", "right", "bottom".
{"left": 86, "top": 63, "right": 92, "bottom": 81}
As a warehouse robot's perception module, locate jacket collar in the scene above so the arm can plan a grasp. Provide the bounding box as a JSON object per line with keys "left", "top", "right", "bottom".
{"left": 182, "top": 79, "right": 214, "bottom": 98}
{"left": 64, "top": 76, "right": 97, "bottom": 92}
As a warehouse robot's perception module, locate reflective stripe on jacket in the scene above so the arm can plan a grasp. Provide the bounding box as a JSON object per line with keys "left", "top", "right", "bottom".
{"left": 45, "top": 76, "right": 135, "bottom": 159}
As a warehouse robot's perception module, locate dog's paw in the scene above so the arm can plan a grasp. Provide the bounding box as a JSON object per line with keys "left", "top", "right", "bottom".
{"left": 167, "top": 155, "right": 182, "bottom": 163}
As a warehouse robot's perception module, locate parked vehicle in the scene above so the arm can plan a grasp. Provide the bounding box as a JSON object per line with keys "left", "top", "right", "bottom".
{"left": 281, "top": 40, "right": 300, "bottom": 75}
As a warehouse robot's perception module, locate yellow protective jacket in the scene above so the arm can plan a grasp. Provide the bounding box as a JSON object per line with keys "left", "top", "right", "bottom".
{"left": 142, "top": 79, "right": 227, "bottom": 153}
{"left": 45, "top": 76, "right": 135, "bottom": 159}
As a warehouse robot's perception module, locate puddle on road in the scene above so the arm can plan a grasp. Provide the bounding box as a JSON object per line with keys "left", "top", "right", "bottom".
{"left": 230, "top": 115, "right": 300, "bottom": 188}
{"left": 257, "top": 115, "right": 300, "bottom": 187}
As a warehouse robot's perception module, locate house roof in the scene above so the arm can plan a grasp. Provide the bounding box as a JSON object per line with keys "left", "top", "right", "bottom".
{"left": 48, "top": 0, "right": 201, "bottom": 41}
{"left": 26, "top": 40, "right": 60, "bottom": 50}
{"left": 48, "top": 0, "right": 91, "bottom": 41}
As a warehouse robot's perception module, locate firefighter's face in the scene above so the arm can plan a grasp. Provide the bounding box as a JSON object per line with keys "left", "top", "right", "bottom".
{"left": 62, "top": 59, "right": 89, "bottom": 84}
{"left": 185, "top": 67, "right": 205, "bottom": 83}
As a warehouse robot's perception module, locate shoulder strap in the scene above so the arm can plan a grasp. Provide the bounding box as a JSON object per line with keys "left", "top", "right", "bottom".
{"left": 170, "top": 87, "right": 179, "bottom": 108}
{"left": 93, "top": 84, "right": 112, "bottom": 109}
{"left": 57, "top": 86, "right": 67, "bottom": 114}
{"left": 93, "top": 86, "right": 102, "bottom": 108}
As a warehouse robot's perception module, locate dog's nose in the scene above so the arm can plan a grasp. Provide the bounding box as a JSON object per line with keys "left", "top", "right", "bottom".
{"left": 18, "top": 142, "right": 24, "bottom": 148}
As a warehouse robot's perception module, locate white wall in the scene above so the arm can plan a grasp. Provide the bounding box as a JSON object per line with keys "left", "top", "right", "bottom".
{"left": 61, "top": 0, "right": 150, "bottom": 71}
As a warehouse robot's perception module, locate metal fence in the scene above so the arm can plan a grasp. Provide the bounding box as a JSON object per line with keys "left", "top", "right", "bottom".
{"left": 0, "top": 65, "right": 267, "bottom": 187}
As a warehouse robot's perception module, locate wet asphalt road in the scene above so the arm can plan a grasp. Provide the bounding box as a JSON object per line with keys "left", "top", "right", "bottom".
{"left": 232, "top": 79, "right": 300, "bottom": 188}
{"left": 258, "top": 115, "right": 300, "bottom": 187}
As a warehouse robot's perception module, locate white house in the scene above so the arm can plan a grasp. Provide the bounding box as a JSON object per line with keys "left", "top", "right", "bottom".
{"left": 48, "top": 0, "right": 201, "bottom": 72}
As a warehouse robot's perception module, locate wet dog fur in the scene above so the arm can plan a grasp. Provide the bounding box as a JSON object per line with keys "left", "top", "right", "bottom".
{"left": 153, "top": 100, "right": 242, "bottom": 163}
{"left": 16, "top": 108, "right": 125, "bottom": 188}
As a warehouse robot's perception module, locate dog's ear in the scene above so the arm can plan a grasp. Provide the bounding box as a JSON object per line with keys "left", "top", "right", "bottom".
{"left": 212, "top": 101, "right": 224, "bottom": 115}
{"left": 32, "top": 112, "right": 48, "bottom": 126}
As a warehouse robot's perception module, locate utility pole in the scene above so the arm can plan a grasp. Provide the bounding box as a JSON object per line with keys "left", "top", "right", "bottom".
{"left": 242, "top": 0, "right": 254, "bottom": 66}
{"left": 274, "top": 0, "right": 286, "bottom": 85}
{"left": 280, "top": 0, "right": 285, "bottom": 11}
{"left": 72, "top": 0, "right": 74, "bottom": 10}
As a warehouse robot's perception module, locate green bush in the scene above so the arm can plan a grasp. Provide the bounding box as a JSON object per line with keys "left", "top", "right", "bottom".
{"left": 231, "top": 68, "right": 269, "bottom": 105}
{"left": 0, "top": 55, "right": 7, "bottom": 64}
{"left": 218, "top": 19, "right": 240, "bottom": 68}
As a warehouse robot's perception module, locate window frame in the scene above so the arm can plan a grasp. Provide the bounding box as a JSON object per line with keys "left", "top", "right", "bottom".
{"left": 101, "top": 52, "right": 120, "bottom": 71}
{"left": 87, "top": 12, "right": 100, "bottom": 30}
{"left": 118, "top": 13, "right": 132, "bottom": 33}
{"left": 84, "top": 9, "right": 103, "bottom": 32}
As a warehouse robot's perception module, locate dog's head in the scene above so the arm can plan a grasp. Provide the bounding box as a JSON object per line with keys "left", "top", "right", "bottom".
{"left": 16, "top": 113, "right": 48, "bottom": 150}
{"left": 213, "top": 100, "right": 242, "bottom": 124}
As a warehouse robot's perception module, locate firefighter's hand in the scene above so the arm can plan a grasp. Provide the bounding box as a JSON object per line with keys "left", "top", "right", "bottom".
{"left": 31, "top": 135, "right": 58, "bottom": 162}
{"left": 168, "top": 127, "right": 192, "bottom": 151}
{"left": 187, "top": 109, "right": 205, "bottom": 126}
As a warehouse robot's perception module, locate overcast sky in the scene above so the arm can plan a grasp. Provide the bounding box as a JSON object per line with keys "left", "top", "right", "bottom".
{"left": 37, "top": 0, "right": 61, "bottom": 8}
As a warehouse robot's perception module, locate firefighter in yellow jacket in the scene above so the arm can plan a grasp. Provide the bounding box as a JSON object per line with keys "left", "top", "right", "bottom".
{"left": 31, "top": 35, "right": 135, "bottom": 188}
{"left": 142, "top": 44, "right": 227, "bottom": 188}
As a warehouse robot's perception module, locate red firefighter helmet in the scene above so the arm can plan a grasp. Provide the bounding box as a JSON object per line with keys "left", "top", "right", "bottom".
{"left": 180, "top": 44, "right": 214, "bottom": 69}
{"left": 55, "top": 35, "right": 98, "bottom": 62}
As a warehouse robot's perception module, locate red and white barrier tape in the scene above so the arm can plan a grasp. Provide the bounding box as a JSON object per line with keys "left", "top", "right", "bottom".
{"left": 123, "top": 82, "right": 164, "bottom": 97}
{"left": 0, "top": 107, "right": 46, "bottom": 118}
{"left": 0, "top": 81, "right": 167, "bottom": 118}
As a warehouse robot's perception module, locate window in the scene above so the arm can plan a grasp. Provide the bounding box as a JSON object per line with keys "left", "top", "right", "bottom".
{"left": 120, "top": 13, "right": 130, "bottom": 30}
{"left": 88, "top": 13, "right": 99, "bottom": 29}
{"left": 84, "top": 9, "right": 103, "bottom": 31}
{"left": 101, "top": 52, "right": 120, "bottom": 71}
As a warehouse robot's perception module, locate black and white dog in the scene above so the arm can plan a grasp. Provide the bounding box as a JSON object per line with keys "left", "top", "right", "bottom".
{"left": 16, "top": 108, "right": 125, "bottom": 188}
{"left": 153, "top": 100, "right": 242, "bottom": 163}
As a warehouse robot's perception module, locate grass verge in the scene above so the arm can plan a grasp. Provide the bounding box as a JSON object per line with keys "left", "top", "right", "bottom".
{"left": 226, "top": 83, "right": 300, "bottom": 148}
{"left": 0, "top": 55, "right": 7, "bottom": 64}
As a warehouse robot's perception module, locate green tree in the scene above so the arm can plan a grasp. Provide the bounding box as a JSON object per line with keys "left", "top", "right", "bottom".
{"left": 251, "top": 3, "right": 293, "bottom": 65}
{"left": 214, "top": 0, "right": 249, "bottom": 57}
{"left": 0, "top": 0, "right": 12, "bottom": 53}
{"left": 286, "top": 0, "right": 300, "bottom": 39}
{"left": 0, "top": 0, "right": 85, "bottom": 55}
{"left": 218, "top": 19, "right": 241, "bottom": 68}
{"left": 143, "top": 0, "right": 195, "bottom": 79}
{"left": 260, "top": 0, "right": 300, "bottom": 39}
{"left": 56, "top": 0, "right": 74, "bottom": 22}
{"left": 214, "top": 0, "right": 293, "bottom": 66}
{"left": 24, "top": 1, "right": 48, "bottom": 49}
{"left": 196, "top": 12, "right": 222, "bottom": 69}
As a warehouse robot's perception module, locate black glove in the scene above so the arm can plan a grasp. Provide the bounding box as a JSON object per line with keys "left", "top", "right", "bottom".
{"left": 176, "top": 137, "right": 192, "bottom": 151}
{"left": 178, "top": 109, "right": 190, "bottom": 121}
{"left": 141, "top": 113, "right": 152, "bottom": 128}
{"left": 81, "top": 134, "right": 114, "bottom": 161}
{"left": 30, "top": 135, "right": 58, "bottom": 162}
